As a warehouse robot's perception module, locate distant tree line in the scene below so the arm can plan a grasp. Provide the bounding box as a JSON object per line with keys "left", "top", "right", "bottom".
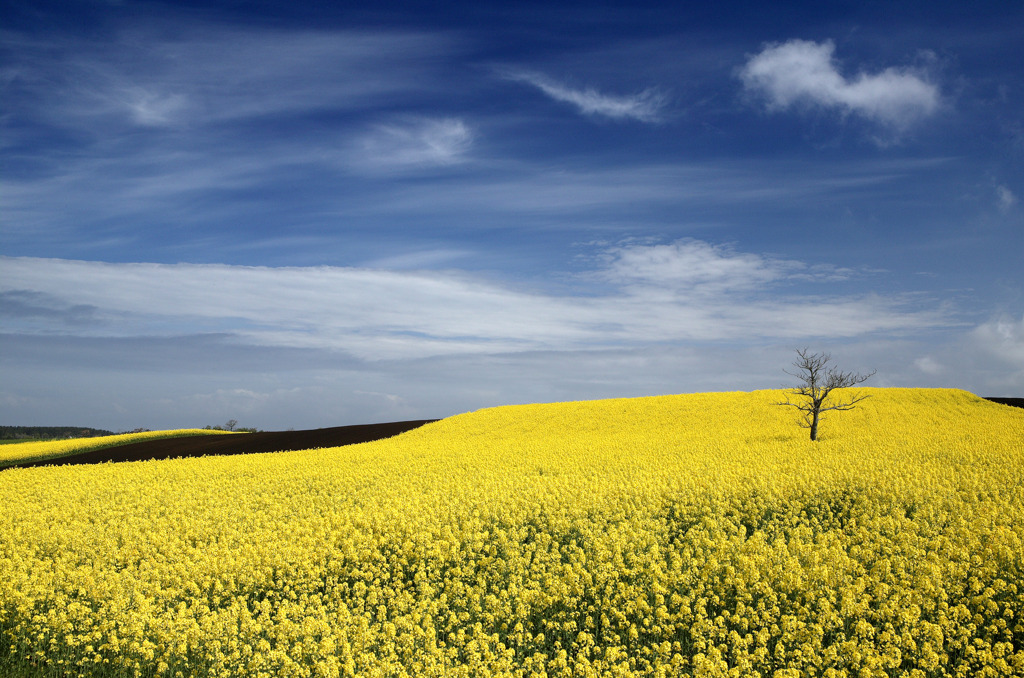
{"left": 2, "top": 421, "right": 264, "bottom": 441}
{"left": 204, "top": 420, "right": 260, "bottom": 433}
{"left": 0, "top": 426, "right": 115, "bottom": 441}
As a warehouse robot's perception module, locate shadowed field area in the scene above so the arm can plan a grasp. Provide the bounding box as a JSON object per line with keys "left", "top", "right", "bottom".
{"left": 6, "top": 420, "right": 437, "bottom": 469}
{"left": 984, "top": 396, "right": 1024, "bottom": 408}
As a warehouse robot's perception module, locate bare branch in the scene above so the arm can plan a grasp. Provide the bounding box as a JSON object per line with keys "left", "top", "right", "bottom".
{"left": 776, "top": 350, "right": 874, "bottom": 441}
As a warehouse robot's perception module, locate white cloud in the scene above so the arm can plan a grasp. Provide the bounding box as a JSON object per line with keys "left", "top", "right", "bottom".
{"left": 740, "top": 39, "right": 939, "bottom": 128}
{"left": 599, "top": 240, "right": 799, "bottom": 293}
{"left": 6, "top": 27, "right": 458, "bottom": 133}
{"left": 997, "top": 185, "right": 1018, "bottom": 212}
{"left": 122, "top": 88, "right": 188, "bottom": 126}
{"left": 972, "top": 315, "right": 1024, "bottom": 369}
{"left": 357, "top": 159, "right": 933, "bottom": 221}
{"left": 505, "top": 71, "right": 666, "bottom": 122}
{"left": 361, "top": 248, "right": 473, "bottom": 270}
{"left": 913, "top": 356, "right": 944, "bottom": 375}
{"left": 0, "top": 149, "right": 952, "bottom": 257}
{"left": 352, "top": 118, "right": 473, "bottom": 171}
{"left": 1, "top": 244, "right": 949, "bottom": 362}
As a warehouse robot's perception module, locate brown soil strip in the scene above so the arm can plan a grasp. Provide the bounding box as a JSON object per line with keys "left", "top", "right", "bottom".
{"left": 6, "top": 420, "right": 437, "bottom": 470}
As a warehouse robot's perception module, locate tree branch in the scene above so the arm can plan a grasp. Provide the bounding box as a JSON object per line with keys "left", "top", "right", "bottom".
{"left": 776, "top": 349, "right": 875, "bottom": 441}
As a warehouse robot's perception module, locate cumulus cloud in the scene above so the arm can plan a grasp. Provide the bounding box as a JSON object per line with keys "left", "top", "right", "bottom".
{"left": 1, "top": 244, "right": 949, "bottom": 362}
{"left": 740, "top": 39, "right": 939, "bottom": 128}
{"left": 972, "top": 315, "right": 1024, "bottom": 369}
{"left": 505, "top": 71, "right": 666, "bottom": 122}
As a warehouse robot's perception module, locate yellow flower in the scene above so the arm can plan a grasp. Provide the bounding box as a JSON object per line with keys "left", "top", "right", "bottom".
{"left": 0, "top": 389, "right": 1020, "bottom": 677}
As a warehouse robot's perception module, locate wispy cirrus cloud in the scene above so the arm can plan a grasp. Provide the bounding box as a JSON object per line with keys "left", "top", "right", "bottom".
{"left": 1, "top": 242, "right": 949, "bottom": 362}
{"left": 121, "top": 89, "right": 189, "bottom": 127}
{"left": 997, "top": 185, "right": 1018, "bottom": 212}
{"left": 600, "top": 240, "right": 799, "bottom": 293}
{"left": 504, "top": 70, "right": 667, "bottom": 122}
{"left": 1, "top": 28, "right": 457, "bottom": 133}
{"left": 350, "top": 117, "right": 474, "bottom": 171}
{"left": 0, "top": 23, "right": 475, "bottom": 250}
{"left": 740, "top": 39, "right": 939, "bottom": 129}
{"left": 600, "top": 240, "right": 855, "bottom": 294}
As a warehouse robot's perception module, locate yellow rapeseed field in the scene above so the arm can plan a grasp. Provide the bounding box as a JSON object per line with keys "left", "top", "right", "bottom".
{"left": 1, "top": 389, "right": 1022, "bottom": 677}
{"left": 0, "top": 429, "right": 236, "bottom": 467}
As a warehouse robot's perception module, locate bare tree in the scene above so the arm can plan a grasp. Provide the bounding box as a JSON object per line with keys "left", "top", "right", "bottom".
{"left": 225, "top": 419, "right": 238, "bottom": 432}
{"left": 777, "top": 349, "right": 875, "bottom": 441}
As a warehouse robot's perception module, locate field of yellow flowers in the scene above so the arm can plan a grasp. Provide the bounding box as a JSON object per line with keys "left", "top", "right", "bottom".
{"left": 1, "top": 388, "right": 1022, "bottom": 677}
{"left": 0, "top": 429, "right": 235, "bottom": 468}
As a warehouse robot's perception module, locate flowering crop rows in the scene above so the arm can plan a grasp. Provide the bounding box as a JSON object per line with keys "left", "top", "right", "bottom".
{"left": 1, "top": 389, "right": 1022, "bottom": 677}
{"left": 0, "top": 430, "right": 235, "bottom": 467}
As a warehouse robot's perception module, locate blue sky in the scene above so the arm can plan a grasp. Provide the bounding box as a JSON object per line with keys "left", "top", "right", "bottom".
{"left": 2, "top": 0, "right": 1022, "bottom": 430}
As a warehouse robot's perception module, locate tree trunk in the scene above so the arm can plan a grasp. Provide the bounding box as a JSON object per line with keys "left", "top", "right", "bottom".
{"left": 810, "top": 410, "right": 819, "bottom": 441}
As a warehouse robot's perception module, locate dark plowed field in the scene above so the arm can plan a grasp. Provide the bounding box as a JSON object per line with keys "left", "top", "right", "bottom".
{"left": 984, "top": 397, "right": 1024, "bottom": 409}
{"left": 8, "top": 420, "right": 437, "bottom": 469}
